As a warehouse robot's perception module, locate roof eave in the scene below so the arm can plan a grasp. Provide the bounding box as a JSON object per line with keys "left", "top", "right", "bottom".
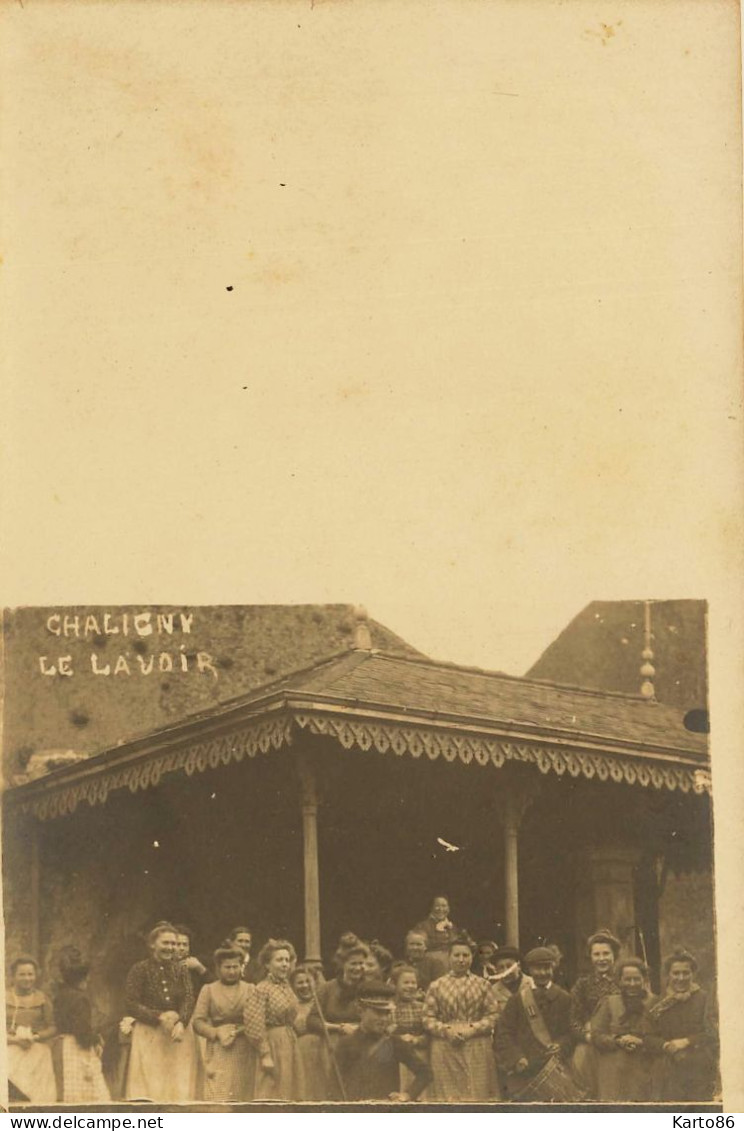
{"left": 4, "top": 687, "right": 708, "bottom": 810}
{"left": 283, "top": 694, "right": 708, "bottom": 766}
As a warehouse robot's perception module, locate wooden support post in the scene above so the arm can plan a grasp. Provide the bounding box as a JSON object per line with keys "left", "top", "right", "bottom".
{"left": 30, "top": 820, "right": 41, "bottom": 960}
{"left": 503, "top": 794, "right": 520, "bottom": 948}
{"left": 297, "top": 754, "right": 322, "bottom": 964}
{"left": 495, "top": 778, "right": 538, "bottom": 949}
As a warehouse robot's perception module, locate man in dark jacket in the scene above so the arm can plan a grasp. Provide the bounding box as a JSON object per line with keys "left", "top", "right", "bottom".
{"left": 336, "top": 982, "right": 432, "bottom": 1102}
{"left": 494, "top": 946, "right": 574, "bottom": 1098}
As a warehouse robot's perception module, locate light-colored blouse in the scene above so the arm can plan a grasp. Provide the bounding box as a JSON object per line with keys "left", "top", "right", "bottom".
{"left": 192, "top": 980, "right": 252, "bottom": 1029}
{"left": 6, "top": 990, "right": 54, "bottom": 1036}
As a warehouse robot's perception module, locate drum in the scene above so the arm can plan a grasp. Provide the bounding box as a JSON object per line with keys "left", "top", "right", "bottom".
{"left": 513, "top": 1056, "right": 585, "bottom": 1103}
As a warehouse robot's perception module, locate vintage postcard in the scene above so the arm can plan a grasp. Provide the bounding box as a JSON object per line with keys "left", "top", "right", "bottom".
{"left": 0, "top": 0, "right": 741, "bottom": 1113}
{"left": 0, "top": 601, "right": 723, "bottom": 1109}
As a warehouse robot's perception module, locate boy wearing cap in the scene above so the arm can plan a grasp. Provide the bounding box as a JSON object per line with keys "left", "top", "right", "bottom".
{"left": 494, "top": 946, "right": 573, "bottom": 1096}
{"left": 487, "top": 947, "right": 528, "bottom": 1000}
{"left": 335, "top": 982, "right": 432, "bottom": 1102}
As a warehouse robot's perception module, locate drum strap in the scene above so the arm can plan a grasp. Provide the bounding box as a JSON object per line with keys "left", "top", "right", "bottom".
{"left": 519, "top": 983, "right": 553, "bottom": 1050}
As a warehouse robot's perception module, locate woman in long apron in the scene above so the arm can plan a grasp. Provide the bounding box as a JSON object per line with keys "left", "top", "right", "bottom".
{"left": 123, "top": 923, "right": 196, "bottom": 1102}
{"left": 6, "top": 956, "right": 57, "bottom": 1104}
{"left": 192, "top": 947, "right": 255, "bottom": 1102}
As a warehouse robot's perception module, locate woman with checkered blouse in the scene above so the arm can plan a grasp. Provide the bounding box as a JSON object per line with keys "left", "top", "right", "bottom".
{"left": 423, "top": 937, "right": 501, "bottom": 1101}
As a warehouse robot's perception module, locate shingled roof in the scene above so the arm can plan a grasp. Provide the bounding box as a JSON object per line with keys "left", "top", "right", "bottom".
{"left": 7, "top": 646, "right": 709, "bottom": 821}
{"left": 526, "top": 600, "right": 707, "bottom": 711}
{"left": 246, "top": 649, "right": 708, "bottom": 758}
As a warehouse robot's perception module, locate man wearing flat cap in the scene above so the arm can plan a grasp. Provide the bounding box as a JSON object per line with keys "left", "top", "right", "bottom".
{"left": 494, "top": 946, "right": 573, "bottom": 1097}
{"left": 487, "top": 946, "right": 528, "bottom": 999}
{"left": 335, "top": 982, "right": 432, "bottom": 1102}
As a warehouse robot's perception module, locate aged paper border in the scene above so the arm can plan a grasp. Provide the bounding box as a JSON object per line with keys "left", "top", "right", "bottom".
{"left": 0, "top": 0, "right": 742, "bottom": 1114}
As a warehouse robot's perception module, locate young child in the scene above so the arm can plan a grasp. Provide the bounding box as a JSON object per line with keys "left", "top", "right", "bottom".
{"left": 391, "top": 965, "right": 428, "bottom": 1097}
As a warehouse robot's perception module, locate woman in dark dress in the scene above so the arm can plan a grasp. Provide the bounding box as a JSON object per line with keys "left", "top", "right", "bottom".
{"left": 592, "top": 958, "right": 657, "bottom": 1102}
{"left": 569, "top": 929, "right": 621, "bottom": 1097}
{"left": 647, "top": 949, "right": 717, "bottom": 1102}
{"left": 305, "top": 943, "right": 369, "bottom": 1100}
{"left": 53, "top": 948, "right": 110, "bottom": 1103}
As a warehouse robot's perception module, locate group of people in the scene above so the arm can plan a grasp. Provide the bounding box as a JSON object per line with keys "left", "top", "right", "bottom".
{"left": 6, "top": 896, "right": 718, "bottom": 1106}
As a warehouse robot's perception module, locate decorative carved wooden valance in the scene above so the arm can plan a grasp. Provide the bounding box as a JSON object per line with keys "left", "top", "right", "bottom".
{"left": 12, "top": 707, "right": 709, "bottom": 821}
{"left": 295, "top": 714, "right": 710, "bottom": 795}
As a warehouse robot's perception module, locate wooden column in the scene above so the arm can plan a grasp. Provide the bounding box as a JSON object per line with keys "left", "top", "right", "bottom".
{"left": 297, "top": 754, "right": 322, "bottom": 964}
{"left": 502, "top": 793, "right": 521, "bottom": 947}
{"left": 495, "top": 778, "right": 538, "bottom": 949}
{"left": 30, "top": 819, "right": 41, "bottom": 959}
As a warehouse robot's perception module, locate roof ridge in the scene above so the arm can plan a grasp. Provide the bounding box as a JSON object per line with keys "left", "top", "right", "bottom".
{"left": 366, "top": 651, "right": 669, "bottom": 707}
{"left": 83, "top": 648, "right": 371, "bottom": 755}
{"left": 211, "top": 647, "right": 372, "bottom": 706}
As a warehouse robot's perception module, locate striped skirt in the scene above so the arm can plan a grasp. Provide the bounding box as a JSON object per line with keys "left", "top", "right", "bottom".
{"left": 428, "top": 1034, "right": 500, "bottom": 1102}
{"left": 254, "top": 1025, "right": 305, "bottom": 1102}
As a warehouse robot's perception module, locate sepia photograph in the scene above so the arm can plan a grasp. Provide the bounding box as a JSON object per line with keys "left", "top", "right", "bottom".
{"left": 0, "top": 601, "right": 718, "bottom": 1106}
{"left": 0, "top": 0, "right": 741, "bottom": 1114}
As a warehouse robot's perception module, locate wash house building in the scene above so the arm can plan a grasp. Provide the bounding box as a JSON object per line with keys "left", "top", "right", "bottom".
{"left": 3, "top": 616, "right": 713, "bottom": 1030}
